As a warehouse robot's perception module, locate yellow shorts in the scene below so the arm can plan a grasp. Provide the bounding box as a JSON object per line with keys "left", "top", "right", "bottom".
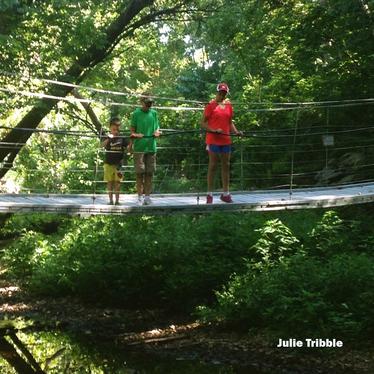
{"left": 104, "top": 163, "right": 123, "bottom": 183}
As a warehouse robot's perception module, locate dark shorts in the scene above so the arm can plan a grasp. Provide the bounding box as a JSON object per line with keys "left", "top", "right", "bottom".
{"left": 206, "top": 144, "right": 232, "bottom": 153}
{"left": 134, "top": 152, "right": 156, "bottom": 174}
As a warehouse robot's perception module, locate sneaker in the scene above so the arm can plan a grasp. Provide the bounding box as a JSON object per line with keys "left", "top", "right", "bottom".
{"left": 109, "top": 201, "right": 114, "bottom": 205}
{"left": 136, "top": 196, "right": 143, "bottom": 206}
{"left": 220, "top": 194, "right": 233, "bottom": 203}
{"left": 115, "top": 201, "right": 121, "bottom": 206}
{"left": 143, "top": 196, "right": 152, "bottom": 205}
{"left": 206, "top": 195, "right": 213, "bottom": 204}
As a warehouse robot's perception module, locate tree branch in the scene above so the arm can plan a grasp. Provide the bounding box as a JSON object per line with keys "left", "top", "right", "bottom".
{"left": 0, "top": 0, "right": 155, "bottom": 177}
{"left": 0, "top": 0, "right": 210, "bottom": 178}
{"left": 71, "top": 90, "right": 103, "bottom": 135}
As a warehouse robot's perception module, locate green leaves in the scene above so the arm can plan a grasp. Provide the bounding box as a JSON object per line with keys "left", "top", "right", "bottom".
{"left": 201, "top": 252, "right": 374, "bottom": 338}
{"left": 197, "top": 208, "right": 374, "bottom": 339}
{"left": 251, "top": 218, "right": 301, "bottom": 267}
{"left": 308, "top": 210, "right": 349, "bottom": 256}
{"left": 2, "top": 204, "right": 374, "bottom": 342}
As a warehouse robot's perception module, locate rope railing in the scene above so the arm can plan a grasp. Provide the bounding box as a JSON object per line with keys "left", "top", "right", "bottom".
{"left": 1, "top": 69, "right": 374, "bottom": 107}
{"left": 6, "top": 169, "right": 374, "bottom": 188}
{"left": 0, "top": 87, "right": 203, "bottom": 111}
{"left": 2, "top": 140, "right": 374, "bottom": 151}
{"left": 1, "top": 85, "right": 374, "bottom": 197}
{"left": 0, "top": 128, "right": 372, "bottom": 151}
{"left": 2, "top": 84, "right": 374, "bottom": 111}
{"left": 7, "top": 162, "right": 374, "bottom": 178}
{"left": 0, "top": 69, "right": 207, "bottom": 105}
{"left": 11, "top": 179, "right": 374, "bottom": 196}
{"left": 0, "top": 157, "right": 344, "bottom": 172}
{"left": 2, "top": 124, "right": 374, "bottom": 139}
{"left": 1, "top": 124, "right": 374, "bottom": 148}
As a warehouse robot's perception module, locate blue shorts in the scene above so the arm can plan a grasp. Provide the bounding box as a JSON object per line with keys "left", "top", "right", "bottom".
{"left": 206, "top": 144, "right": 232, "bottom": 153}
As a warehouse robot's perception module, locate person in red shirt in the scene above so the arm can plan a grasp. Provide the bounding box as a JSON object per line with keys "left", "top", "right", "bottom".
{"left": 201, "top": 83, "right": 242, "bottom": 204}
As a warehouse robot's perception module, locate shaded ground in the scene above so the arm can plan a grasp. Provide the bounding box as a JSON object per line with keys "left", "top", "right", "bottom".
{"left": 0, "top": 280, "right": 373, "bottom": 374}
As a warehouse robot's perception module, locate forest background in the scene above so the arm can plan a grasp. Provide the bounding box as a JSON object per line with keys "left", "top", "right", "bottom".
{"left": 0, "top": 0, "right": 374, "bottom": 368}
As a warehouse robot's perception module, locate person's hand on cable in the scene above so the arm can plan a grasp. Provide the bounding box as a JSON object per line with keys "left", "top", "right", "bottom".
{"left": 101, "top": 134, "right": 111, "bottom": 147}
{"left": 230, "top": 121, "right": 242, "bottom": 137}
{"left": 130, "top": 133, "right": 144, "bottom": 138}
{"left": 153, "top": 130, "right": 161, "bottom": 138}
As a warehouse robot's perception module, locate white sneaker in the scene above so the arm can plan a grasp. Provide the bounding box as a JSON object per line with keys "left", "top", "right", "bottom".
{"left": 137, "top": 195, "right": 143, "bottom": 206}
{"left": 143, "top": 196, "right": 152, "bottom": 205}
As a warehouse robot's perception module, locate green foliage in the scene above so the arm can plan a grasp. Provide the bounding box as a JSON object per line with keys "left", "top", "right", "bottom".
{"left": 2, "top": 213, "right": 264, "bottom": 309}
{"left": 0, "top": 213, "right": 66, "bottom": 238}
{"left": 306, "top": 210, "right": 363, "bottom": 256}
{"left": 250, "top": 218, "right": 301, "bottom": 267}
{"left": 307, "top": 210, "right": 346, "bottom": 255}
{"left": 197, "top": 207, "right": 374, "bottom": 340}
{"left": 0, "top": 0, "right": 373, "bottom": 349}
{"left": 198, "top": 253, "right": 374, "bottom": 339}
{"left": 2, "top": 230, "right": 49, "bottom": 277}
{"left": 2, "top": 207, "right": 374, "bottom": 341}
{"left": 1, "top": 0, "right": 374, "bottom": 192}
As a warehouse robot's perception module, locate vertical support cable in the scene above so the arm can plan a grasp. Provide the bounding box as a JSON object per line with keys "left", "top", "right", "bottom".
{"left": 92, "top": 125, "right": 103, "bottom": 204}
{"left": 325, "top": 107, "right": 330, "bottom": 170}
{"left": 289, "top": 110, "right": 300, "bottom": 199}
{"left": 240, "top": 137, "right": 244, "bottom": 191}
{"left": 197, "top": 128, "right": 203, "bottom": 205}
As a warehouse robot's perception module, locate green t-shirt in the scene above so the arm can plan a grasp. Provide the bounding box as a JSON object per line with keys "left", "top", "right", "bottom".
{"left": 131, "top": 108, "right": 160, "bottom": 153}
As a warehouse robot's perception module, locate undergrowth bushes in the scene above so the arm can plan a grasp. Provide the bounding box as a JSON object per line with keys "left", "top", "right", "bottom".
{"left": 197, "top": 253, "right": 374, "bottom": 339}
{"left": 1, "top": 213, "right": 264, "bottom": 309}
{"left": 197, "top": 209, "right": 374, "bottom": 339}
{"left": 1, "top": 206, "right": 373, "bottom": 340}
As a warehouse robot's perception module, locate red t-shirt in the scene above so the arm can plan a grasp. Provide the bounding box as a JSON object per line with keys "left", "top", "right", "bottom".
{"left": 204, "top": 99, "right": 233, "bottom": 145}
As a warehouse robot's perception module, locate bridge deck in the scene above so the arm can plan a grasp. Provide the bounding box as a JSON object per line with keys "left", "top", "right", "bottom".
{"left": 0, "top": 183, "right": 373, "bottom": 215}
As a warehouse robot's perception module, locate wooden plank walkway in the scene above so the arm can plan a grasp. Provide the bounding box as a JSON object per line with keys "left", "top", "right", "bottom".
{"left": 0, "top": 183, "right": 373, "bottom": 215}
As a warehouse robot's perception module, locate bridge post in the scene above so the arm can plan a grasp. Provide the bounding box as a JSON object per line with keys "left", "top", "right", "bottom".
{"left": 92, "top": 126, "right": 103, "bottom": 204}
{"left": 240, "top": 139, "right": 244, "bottom": 191}
{"left": 289, "top": 110, "right": 300, "bottom": 199}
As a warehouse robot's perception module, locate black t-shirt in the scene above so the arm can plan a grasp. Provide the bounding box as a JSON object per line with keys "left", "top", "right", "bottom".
{"left": 103, "top": 136, "right": 129, "bottom": 165}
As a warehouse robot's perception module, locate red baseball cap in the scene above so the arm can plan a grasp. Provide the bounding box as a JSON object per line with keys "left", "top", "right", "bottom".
{"left": 217, "top": 82, "right": 229, "bottom": 93}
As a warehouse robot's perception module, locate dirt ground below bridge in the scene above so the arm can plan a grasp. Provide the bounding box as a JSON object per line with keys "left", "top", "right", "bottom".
{"left": 1, "top": 280, "right": 373, "bottom": 374}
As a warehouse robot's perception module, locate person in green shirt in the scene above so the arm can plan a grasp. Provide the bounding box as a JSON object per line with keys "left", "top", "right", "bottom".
{"left": 130, "top": 94, "right": 161, "bottom": 205}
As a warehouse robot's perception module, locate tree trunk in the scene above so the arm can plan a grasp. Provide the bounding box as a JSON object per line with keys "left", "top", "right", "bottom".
{"left": 0, "top": 0, "right": 154, "bottom": 178}
{"left": 0, "top": 336, "right": 40, "bottom": 374}
{"left": 71, "top": 90, "right": 103, "bottom": 135}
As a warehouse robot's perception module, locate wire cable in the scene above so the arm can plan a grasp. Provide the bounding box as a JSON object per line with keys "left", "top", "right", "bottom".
{"left": 2, "top": 85, "right": 374, "bottom": 112}
{"left": 2, "top": 69, "right": 374, "bottom": 107}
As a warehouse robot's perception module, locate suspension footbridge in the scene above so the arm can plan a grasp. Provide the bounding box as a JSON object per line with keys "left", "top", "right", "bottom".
{"left": 1, "top": 72, "right": 374, "bottom": 216}
{"left": 0, "top": 182, "right": 373, "bottom": 215}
